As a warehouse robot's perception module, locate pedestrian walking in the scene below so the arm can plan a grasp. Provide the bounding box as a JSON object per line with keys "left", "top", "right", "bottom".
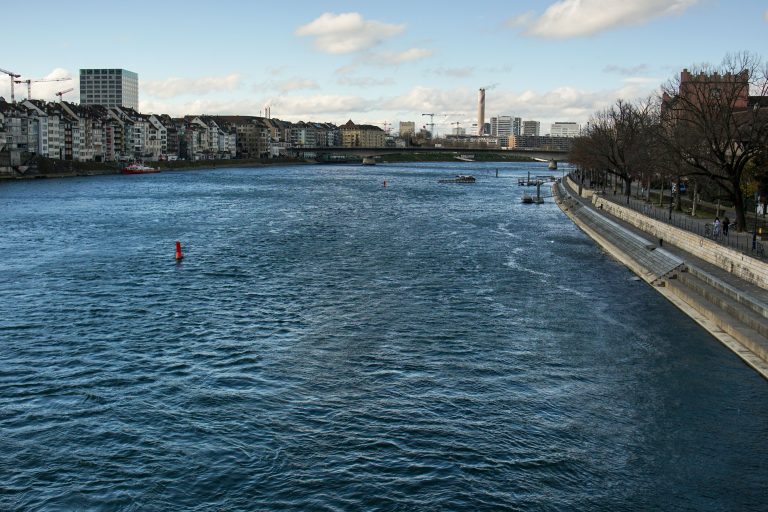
{"left": 713, "top": 216, "right": 721, "bottom": 238}
{"left": 722, "top": 216, "right": 730, "bottom": 236}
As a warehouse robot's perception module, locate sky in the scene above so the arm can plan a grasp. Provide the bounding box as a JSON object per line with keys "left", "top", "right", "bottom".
{"left": 2, "top": 0, "right": 767, "bottom": 135}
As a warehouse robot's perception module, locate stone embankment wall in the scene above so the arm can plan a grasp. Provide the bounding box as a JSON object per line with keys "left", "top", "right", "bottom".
{"left": 565, "top": 176, "right": 594, "bottom": 200}
{"left": 590, "top": 195, "right": 768, "bottom": 291}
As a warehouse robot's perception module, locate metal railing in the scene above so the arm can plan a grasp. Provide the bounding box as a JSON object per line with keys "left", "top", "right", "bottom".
{"left": 598, "top": 190, "right": 766, "bottom": 260}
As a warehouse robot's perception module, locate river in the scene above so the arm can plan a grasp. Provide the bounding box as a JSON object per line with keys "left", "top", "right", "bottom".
{"left": 1, "top": 162, "right": 766, "bottom": 511}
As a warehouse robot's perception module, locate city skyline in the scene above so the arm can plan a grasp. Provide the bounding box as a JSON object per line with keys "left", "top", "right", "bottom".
{"left": 2, "top": 0, "right": 767, "bottom": 135}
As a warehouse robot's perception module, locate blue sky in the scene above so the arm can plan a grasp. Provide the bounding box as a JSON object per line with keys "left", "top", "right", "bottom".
{"left": 2, "top": 0, "right": 766, "bottom": 135}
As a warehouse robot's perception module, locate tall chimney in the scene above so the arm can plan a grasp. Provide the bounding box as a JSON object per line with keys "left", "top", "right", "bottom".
{"left": 477, "top": 88, "right": 486, "bottom": 136}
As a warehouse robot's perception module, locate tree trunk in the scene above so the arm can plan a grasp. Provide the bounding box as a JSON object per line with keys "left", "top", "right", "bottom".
{"left": 729, "top": 177, "right": 747, "bottom": 232}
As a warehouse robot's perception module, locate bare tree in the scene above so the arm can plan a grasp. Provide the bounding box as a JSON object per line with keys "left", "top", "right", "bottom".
{"left": 569, "top": 98, "right": 660, "bottom": 203}
{"left": 660, "top": 52, "right": 768, "bottom": 231}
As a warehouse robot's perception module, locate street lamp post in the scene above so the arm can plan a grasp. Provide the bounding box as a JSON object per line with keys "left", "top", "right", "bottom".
{"left": 668, "top": 183, "right": 674, "bottom": 221}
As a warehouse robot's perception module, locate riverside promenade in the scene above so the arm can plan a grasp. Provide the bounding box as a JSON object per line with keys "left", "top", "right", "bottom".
{"left": 555, "top": 177, "right": 768, "bottom": 379}
{"left": 600, "top": 183, "right": 767, "bottom": 258}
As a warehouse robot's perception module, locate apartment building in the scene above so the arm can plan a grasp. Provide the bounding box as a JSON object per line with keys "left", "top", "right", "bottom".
{"left": 509, "top": 134, "right": 573, "bottom": 151}
{"left": 340, "top": 120, "right": 386, "bottom": 147}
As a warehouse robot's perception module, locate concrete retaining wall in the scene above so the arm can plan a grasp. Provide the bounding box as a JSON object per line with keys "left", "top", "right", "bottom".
{"left": 592, "top": 195, "right": 768, "bottom": 291}
{"left": 565, "top": 176, "right": 594, "bottom": 199}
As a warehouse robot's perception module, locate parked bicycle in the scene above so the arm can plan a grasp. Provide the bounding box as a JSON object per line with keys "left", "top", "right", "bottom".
{"left": 704, "top": 223, "right": 722, "bottom": 240}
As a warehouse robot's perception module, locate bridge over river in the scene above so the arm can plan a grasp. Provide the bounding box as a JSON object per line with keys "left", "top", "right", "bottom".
{"left": 289, "top": 145, "right": 569, "bottom": 166}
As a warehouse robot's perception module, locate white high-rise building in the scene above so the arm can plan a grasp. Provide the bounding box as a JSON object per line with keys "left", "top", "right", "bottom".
{"left": 79, "top": 69, "right": 139, "bottom": 110}
{"left": 490, "top": 115, "right": 513, "bottom": 137}
{"left": 550, "top": 122, "right": 580, "bottom": 137}
{"left": 522, "top": 120, "right": 540, "bottom": 136}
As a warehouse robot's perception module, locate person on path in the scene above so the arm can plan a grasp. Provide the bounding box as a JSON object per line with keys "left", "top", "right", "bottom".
{"left": 713, "top": 216, "right": 721, "bottom": 238}
{"left": 723, "top": 216, "right": 730, "bottom": 237}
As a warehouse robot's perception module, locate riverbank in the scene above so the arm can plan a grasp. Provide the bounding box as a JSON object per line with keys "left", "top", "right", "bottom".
{"left": 0, "top": 157, "right": 309, "bottom": 180}
{"left": 0, "top": 152, "right": 535, "bottom": 180}
{"left": 554, "top": 178, "right": 768, "bottom": 379}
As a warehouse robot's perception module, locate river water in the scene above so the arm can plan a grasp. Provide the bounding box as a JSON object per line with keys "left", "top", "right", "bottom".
{"left": 1, "top": 162, "right": 766, "bottom": 511}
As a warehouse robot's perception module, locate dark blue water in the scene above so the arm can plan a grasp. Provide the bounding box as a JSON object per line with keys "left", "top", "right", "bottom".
{"left": 1, "top": 162, "right": 767, "bottom": 511}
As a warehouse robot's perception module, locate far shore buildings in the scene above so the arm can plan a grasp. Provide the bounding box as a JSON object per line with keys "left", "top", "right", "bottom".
{"left": 1, "top": 66, "right": 582, "bottom": 166}
{"left": 2, "top": 77, "right": 575, "bottom": 165}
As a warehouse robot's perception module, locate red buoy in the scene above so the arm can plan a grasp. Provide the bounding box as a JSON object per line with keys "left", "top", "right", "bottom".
{"left": 175, "top": 240, "right": 184, "bottom": 261}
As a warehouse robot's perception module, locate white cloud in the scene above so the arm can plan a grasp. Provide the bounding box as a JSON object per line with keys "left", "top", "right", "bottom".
{"left": 337, "top": 76, "right": 395, "bottom": 87}
{"left": 277, "top": 94, "right": 374, "bottom": 117}
{"left": 138, "top": 98, "right": 245, "bottom": 117}
{"left": 375, "top": 48, "right": 434, "bottom": 65}
{"left": 505, "top": 11, "right": 534, "bottom": 28}
{"left": 379, "top": 79, "right": 659, "bottom": 133}
{"left": 277, "top": 79, "right": 319, "bottom": 93}
{"left": 512, "top": 0, "right": 699, "bottom": 38}
{"left": 295, "top": 12, "right": 405, "bottom": 54}
{"left": 139, "top": 93, "right": 372, "bottom": 121}
{"left": 432, "top": 67, "right": 475, "bottom": 78}
{"left": 603, "top": 64, "right": 650, "bottom": 76}
{"left": 142, "top": 74, "right": 242, "bottom": 99}
{"left": 335, "top": 48, "right": 434, "bottom": 79}
{"left": 142, "top": 77, "right": 657, "bottom": 129}
{"left": 381, "top": 86, "right": 465, "bottom": 113}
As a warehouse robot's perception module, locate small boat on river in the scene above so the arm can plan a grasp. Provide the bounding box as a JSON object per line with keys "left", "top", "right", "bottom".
{"left": 121, "top": 163, "right": 160, "bottom": 174}
{"left": 439, "top": 175, "right": 476, "bottom": 183}
{"left": 521, "top": 182, "right": 546, "bottom": 204}
{"left": 521, "top": 192, "right": 543, "bottom": 204}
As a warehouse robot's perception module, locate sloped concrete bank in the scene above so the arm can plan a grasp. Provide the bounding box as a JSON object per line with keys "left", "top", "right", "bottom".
{"left": 554, "top": 181, "right": 768, "bottom": 379}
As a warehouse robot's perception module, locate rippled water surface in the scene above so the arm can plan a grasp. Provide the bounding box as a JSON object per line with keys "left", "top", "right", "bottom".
{"left": 1, "top": 162, "right": 767, "bottom": 511}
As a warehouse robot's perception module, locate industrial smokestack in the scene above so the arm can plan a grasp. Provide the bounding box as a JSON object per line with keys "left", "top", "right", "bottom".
{"left": 477, "top": 88, "right": 485, "bottom": 136}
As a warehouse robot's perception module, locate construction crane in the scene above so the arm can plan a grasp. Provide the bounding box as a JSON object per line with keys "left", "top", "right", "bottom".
{"left": 14, "top": 77, "right": 72, "bottom": 101}
{"left": 0, "top": 67, "right": 21, "bottom": 103}
{"left": 55, "top": 87, "right": 74, "bottom": 102}
{"left": 422, "top": 113, "right": 436, "bottom": 136}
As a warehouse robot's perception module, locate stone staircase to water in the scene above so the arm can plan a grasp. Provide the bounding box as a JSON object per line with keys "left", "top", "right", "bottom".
{"left": 666, "top": 266, "right": 768, "bottom": 363}
{"left": 557, "top": 183, "right": 685, "bottom": 284}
